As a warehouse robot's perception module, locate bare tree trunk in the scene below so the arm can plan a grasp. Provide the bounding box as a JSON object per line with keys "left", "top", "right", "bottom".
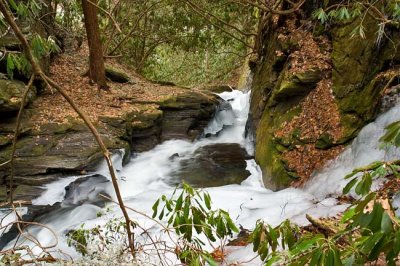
{"left": 81, "top": 0, "right": 107, "bottom": 89}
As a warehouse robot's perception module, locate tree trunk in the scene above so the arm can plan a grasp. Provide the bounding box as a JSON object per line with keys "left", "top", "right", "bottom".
{"left": 81, "top": 0, "right": 107, "bottom": 89}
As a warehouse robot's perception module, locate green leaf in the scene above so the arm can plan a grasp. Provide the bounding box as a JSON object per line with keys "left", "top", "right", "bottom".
{"left": 380, "top": 212, "right": 393, "bottom": 233}
{"left": 354, "top": 172, "right": 372, "bottom": 196}
{"left": 343, "top": 177, "right": 358, "bottom": 194}
{"left": 204, "top": 193, "right": 211, "bottom": 210}
{"left": 341, "top": 207, "right": 356, "bottom": 223}
{"left": 343, "top": 254, "right": 355, "bottom": 266}
{"left": 265, "top": 255, "right": 281, "bottom": 266}
{"left": 367, "top": 203, "right": 384, "bottom": 232}
{"left": 337, "top": 7, "right": 350, "bottom": 20}
{"left": 202, "top": 255, "right": 218, "bottom": 266}
{"left": 152, "top": 199, "right": 160, "bottom": 218}
{"left": 175, "top": 192, "right": 183, "bottom": 211}
{"left": 309, "top": 249, "right": 322, "bottom": 266}
{"left": 290, "top": 236, "right": 322, "bottom": 256}
{"left": 361, "top": 232, "right": 384, "bottom": 255}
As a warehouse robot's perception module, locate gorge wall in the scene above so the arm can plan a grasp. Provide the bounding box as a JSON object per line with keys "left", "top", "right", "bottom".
{"left": 249, "top": 4, "right": 400, "bottom": 190}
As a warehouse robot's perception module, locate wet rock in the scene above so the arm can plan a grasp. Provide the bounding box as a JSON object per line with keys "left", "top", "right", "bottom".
{"left": 0, "top": 203, "right": 61, "bottom": 250}
{"left": 249, "top": 9, "right": 400, "bottom": 190}
{"left": 171, "top": 143, "right": 251, "bottom": 187}
{"left": 271, "top": 68, "right": 322, "bottom": 103}
{"left": 64, "top": 175, "right": 110, "bottom": 206}
{"left": 169, "top": 153, "right": 180, "bottom": 161}
{"left": 159, "top": 91, "right": 219, "bottom": 141}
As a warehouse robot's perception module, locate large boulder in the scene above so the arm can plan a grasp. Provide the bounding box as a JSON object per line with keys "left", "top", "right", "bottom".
{"left": 171, "top": 143, "right": 251, "bottom": 187}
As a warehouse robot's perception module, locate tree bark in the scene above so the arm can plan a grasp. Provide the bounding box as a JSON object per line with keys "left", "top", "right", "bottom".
{"left": 81, "top": 0, "right": 107, "bottom": 88}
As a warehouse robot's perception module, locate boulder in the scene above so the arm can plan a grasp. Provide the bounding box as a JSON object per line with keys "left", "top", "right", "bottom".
{"left": 171, "top": 143, "right": 251, "bottom": 187}
{"left": 105, "top": 66, "right": 131, "bottom": 83}
{"left": 0, "top": 79, "right": 36, "bottom": 113}
{"left": 159, "top": 91, "right": 219, "bottom": 141}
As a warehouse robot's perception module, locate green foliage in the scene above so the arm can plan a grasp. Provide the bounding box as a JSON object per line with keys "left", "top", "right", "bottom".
{"left": 312, "top": 1, "right": 400, "bottom": 40}
{"left": 7, "top": 0, "right": 41, "bottom": 21}
{"left": 1, "top": 1, "right": 60, "bottom": 79}
{"left": 380, "top": 121, "right": 400, "bottom": 147}
{"left": 99, "top": 0, "right": 255, "bottom": 86}
{"left": 66, "top": 217, "right": 129, "bottom": 256}
{"left": 55, "top": 0, "right": 83, "bottom": 32}
{"left": 152, "top": 182, "right": 239, "bottom": 265}
{"left": 5, "top": 34, "right": 59, "bottom": 79}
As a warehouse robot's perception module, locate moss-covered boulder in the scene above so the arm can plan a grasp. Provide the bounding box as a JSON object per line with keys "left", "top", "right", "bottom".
{"left": 0, "top": 79, "right": 36, "bottom": 112}
{"left": 249, "top": 11, "right": 400, "bottom": 190}
{"left": 105, "top": 66, "right": 131, "bottom": 83}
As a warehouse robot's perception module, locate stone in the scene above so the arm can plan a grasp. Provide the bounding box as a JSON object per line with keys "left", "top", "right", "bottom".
{"left": 271, "top": 68, "right": 322, "bottom": 103}
{"left": 171, "top": 143, "right": 252, "bottom": 187}
{"left": 159, "top": 91, "right": 218, "bottom": 141}
{"left": 105, "top": 66, "right": 131, "bottom": 83}
{"left": 200, "top": 84, "right": 234, "bottom": 93}
{"left": 0, "top": 79, "right": 36, "bottom": 113}
{"left": 315, "top": 133, "right": 334, "bottom": 149}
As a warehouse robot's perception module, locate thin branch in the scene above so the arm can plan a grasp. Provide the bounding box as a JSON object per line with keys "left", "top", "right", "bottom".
{"left": 184, "top": 0, "right": 256, "bottom": 37}
{"left": 8, "top": 74, "right": 35, "bottom": 204}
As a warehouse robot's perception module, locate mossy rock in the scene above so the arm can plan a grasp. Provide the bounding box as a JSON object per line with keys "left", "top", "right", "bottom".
{"left": 159, "top": 91, "right": 217, "bottom": 109}
{"left": 0, "top": 79, "right": 37, "bottom": 112}
{"left": 315, "top": 133, "right": 334, "bottom": 149}
{"left": 105, "top": 67, "right": 131, "bottom": 83}
{"left": 200, "top": 84, "right": 234, "bottom": 93}
{"left": 271, "top": 67, "right": 322, "bottom": 103}
{"left": 255, "top": 106, "right": 302, "bottom": 190}
{"left": 0, "top": 135, "right": 11, "bottom": 147}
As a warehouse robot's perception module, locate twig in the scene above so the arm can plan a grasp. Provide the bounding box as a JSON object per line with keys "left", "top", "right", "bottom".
{"left": 8, "top": 74, "right": 35, "bottom": 204}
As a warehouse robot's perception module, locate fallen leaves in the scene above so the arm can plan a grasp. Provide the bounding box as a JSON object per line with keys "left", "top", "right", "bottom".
{"left": 30, "top": 43, "right": 192, "bottom": 126}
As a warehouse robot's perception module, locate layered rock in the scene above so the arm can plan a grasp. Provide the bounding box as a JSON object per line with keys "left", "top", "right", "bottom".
{"left": 250, "top": 10, "right": 400, "bottom": 190}
{"left": 0, "top": 89, "right": 218, "bottom": 202}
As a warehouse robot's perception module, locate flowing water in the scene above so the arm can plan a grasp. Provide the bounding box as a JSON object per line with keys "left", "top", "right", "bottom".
{"left": 2, "top": 86, "right": 400, "bottom": 264}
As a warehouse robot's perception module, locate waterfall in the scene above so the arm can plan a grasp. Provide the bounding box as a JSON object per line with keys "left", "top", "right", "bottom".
{"left": 1, "top": 87, "right": 400, "bottom": 264}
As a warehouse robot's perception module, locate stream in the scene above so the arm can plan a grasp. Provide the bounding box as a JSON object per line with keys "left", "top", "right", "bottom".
{"left": 2, "top": 86, "right": 400, "bottom": 264}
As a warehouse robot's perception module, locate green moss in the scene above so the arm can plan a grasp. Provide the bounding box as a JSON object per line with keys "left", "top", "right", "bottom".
{"left": 255, "top": 105, "right": 302, "bottom": 190}
{"left": 315, "top": 133, "right": 334, "bottom": 149}
{"left": 0, "top": 135, "right": 11, "bottom": 146}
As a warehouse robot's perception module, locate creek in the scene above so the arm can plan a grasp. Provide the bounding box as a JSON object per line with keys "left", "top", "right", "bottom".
{"left": 1, "top": 84, "right": 400, "bottom": 264}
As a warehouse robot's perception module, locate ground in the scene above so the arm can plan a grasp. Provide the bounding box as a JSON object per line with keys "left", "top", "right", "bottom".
{"left": 30, "top": 44, "right": 205, "bottom": 125}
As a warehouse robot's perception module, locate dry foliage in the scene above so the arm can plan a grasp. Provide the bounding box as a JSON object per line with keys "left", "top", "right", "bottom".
{"left": 30, "top": 45, "right": 194, "bottom": 125}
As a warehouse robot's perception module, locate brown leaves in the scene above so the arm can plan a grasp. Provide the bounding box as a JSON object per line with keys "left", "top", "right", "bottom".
{"left": 30, "top": 44, "right": 188, "bottom": 125}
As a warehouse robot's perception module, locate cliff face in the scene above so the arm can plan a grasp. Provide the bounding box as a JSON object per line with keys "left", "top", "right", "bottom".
{"left": 249, "top": 7, "right": 400, "bottom": 190}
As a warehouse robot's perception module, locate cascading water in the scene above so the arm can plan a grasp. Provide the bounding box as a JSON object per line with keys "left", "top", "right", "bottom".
{"left": 2, "top": 84, "right": 400, "bottom": 264}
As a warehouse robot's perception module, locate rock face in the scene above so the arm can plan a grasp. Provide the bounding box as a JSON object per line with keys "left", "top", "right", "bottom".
{"left": 0, "top": 89, "right": 218, "bottom": 202}
{"left": 249, "top": 7, "right": 400, "bottom": 190}
{"left": 171, "top": 143, "right": 251, "bottom": 187}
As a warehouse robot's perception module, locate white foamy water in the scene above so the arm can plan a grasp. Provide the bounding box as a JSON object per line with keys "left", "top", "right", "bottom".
{"left": 2, "top": 87, "right": 400, "bottom": 265}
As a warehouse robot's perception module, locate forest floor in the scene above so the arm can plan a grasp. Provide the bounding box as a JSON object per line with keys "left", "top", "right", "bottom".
{"left": 30, "top": 45, "right": 208, "bottom": 125}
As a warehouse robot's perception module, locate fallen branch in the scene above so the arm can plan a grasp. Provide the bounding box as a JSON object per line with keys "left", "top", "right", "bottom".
{"left": 306, "top": 214, "right": 337, "bottom": 235}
